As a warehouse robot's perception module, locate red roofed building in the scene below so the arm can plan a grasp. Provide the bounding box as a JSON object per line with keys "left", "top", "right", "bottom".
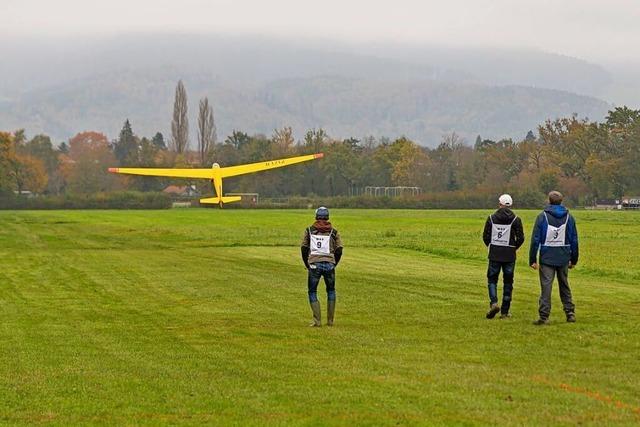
{"left": 162, "top": 185, "right": 199, "bottom": 198}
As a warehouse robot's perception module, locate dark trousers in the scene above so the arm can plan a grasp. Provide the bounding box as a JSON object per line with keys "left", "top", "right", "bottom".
{"left": 487, "top": 260, "right": 515, "bottom": 314}
{"left": 307, "top": 262, "right": 336, "bottom": 303}
{"left": 538, "top": 263, "right": 574, "bottom": 320}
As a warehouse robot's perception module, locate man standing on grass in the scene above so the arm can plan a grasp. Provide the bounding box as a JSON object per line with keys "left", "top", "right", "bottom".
{"left": 482, "top": 194, "right": 525, "bottom": 319}
{"left": 301, "top": 206, "right": 343, "bottom": 327}
{"left": 529, "top": 191, "right": 579, "bottom": 325}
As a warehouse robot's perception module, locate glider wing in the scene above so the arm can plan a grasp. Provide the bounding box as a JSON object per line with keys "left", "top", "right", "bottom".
{"left": 108, "top": 168, "right": 215, "bottom": 179}
{"left": 219, "top": 153, "right": 323, "bottom": 178}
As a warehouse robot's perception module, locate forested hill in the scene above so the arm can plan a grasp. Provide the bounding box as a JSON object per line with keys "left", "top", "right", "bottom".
{"left": 0, "top": 34, "right": 612, "bottom": 145}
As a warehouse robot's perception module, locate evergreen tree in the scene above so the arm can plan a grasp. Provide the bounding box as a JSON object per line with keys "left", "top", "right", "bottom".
{"left": 525, "top": 130, "right": 536, "bottom": 141}
{"left": 152, "top": 132, "right": 166, "bottom": 150}
{"left": 225, "top": 130, "right": 250, "bottom": 150}
{"left": 113, "top": 119, "right": 138, "bottom": 166}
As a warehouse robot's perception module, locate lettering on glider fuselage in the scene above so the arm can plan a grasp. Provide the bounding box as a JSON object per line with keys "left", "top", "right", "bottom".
{"left": 265, "top": 160, "right": 286, "bottom": 167}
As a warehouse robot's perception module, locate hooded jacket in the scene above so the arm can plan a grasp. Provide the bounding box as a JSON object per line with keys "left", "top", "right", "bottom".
{"left": 482, "top": 208, "right": 525, "bottom": 262}
{"left": 529, "top": 204, "right": 579, "bottom": 267}
{"left": 300, "top": 220, "right": 343, "bottom": 267}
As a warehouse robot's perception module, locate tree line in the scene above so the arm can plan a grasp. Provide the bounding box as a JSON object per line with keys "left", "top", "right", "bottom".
{"left": 2, "top": 80, "right": 639, "bottom": 207}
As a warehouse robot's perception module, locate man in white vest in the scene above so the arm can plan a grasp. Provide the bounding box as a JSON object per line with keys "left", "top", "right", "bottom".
{"left": 482, "top": 194, "right": 525, "bottom": 319}
{"left": 301, "top": 207, "right": 343, "bottom": 327}
{"left": 529, "top": 191, "right": 580, "bottom": 324}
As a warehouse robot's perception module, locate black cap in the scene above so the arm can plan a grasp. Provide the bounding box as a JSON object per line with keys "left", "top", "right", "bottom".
{"left": 315, "top": 206, "right": 329, "bottom": 220}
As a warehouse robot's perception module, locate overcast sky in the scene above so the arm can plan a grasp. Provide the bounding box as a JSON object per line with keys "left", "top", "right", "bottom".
{"left": 2, "top": 0, "right": 639, "bottom": 63}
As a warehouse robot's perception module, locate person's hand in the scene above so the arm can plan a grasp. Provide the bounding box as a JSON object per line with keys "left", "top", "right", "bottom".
{"left": 568, "top": 262, "right": 574, "bottom": 269}
{"left": 530, "top": 263, "right": 538, "bottom": 270}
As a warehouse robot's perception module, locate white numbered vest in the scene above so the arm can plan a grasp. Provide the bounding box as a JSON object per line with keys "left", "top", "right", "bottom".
{"left": 309, "top": 228, "right": 333, "bottom": 256}
{"left": 490, "top": 215, "right": 517, "bottom": 247}
{"left": 543, "top": 212, "right": 569, "bottom": 247}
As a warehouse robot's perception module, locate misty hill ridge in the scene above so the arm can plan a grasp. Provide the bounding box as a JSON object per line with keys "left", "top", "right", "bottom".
{"left": 0, "top": 35, "right": 612, "bottom": 145}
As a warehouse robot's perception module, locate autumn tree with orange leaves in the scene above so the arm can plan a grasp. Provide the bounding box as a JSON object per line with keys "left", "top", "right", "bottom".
{"left": 0, "top": 131, "right": 47, "bottom": 194}
{"left": 0, "top": 132, "right": 17, "bottom": 194}
{"left": 60, "top": 131, "right": 119, "bottom": 193}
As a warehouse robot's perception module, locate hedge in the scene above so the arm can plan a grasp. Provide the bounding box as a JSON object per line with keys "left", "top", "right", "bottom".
{"left": 0, "top": 191, "right": 172, "bottom": 210}
{"left": 0, "top": 189, "right": 559, "bottom": 210}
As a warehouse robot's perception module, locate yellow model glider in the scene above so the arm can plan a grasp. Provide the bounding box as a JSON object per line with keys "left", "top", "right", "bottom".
{"left": 108, "top": 153, "right": 323, "bottom": 207}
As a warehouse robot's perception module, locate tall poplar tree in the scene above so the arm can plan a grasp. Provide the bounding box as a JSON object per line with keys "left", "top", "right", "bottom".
{"left": 197, "top": 97, "right": 216, "bottom": 166}
{"left": 171, "top": 80, "right": 189, "bottom": 153}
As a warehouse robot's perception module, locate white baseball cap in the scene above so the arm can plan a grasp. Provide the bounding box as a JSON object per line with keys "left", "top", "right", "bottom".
{"left": 499, "top": 194, "right": 513, "bottom": 206}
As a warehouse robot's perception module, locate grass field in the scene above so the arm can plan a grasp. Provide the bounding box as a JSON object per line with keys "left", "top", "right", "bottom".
{"left": 1, "top": 208, "right": 639, "bottom": 426}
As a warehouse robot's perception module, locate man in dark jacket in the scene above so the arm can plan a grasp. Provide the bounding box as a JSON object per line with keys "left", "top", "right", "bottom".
{"left": 529, "top": 191, "right": 579, "bottom": 324}
{"left": 301, "top": 207, "right": 343, "bottom": 327}
{"left": 482, "top": 194, "right": 525, "bottom": 319}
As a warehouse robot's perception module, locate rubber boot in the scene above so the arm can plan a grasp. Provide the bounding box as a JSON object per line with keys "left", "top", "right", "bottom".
{"left": 327, "top": 300, "right": 336, "bottom": 326}
{"left": 309, "top": 301, "right": 321, "bottom": 327}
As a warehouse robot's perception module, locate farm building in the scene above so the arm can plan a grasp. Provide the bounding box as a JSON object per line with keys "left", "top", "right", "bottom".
{"left": 162, "top": 185, "right": 199, "bottom": 198}
{"left": 622, "top": 197, "right": 640, "bottom": 209}
{"left": 594, "top": 199, "right": 622, "bottom": 209}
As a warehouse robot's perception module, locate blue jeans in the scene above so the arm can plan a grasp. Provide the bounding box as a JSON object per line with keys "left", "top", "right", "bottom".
{"left": 487, "top": 260, "right": 515, "bottom": 314}
{"left": 307, "top": 262, "right": 336, "bottom": 303}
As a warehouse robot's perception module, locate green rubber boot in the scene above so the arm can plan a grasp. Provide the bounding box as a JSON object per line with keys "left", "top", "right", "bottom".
{"left": 309, "top": 301, "right": 321, "bottom": 327}
{"left": 327, "top": 300, "right": 336, "bottom": 326}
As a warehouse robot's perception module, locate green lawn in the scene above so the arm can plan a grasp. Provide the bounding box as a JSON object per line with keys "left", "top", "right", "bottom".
{"left": 1, "top": 209, "right": 639, "bottom": 426}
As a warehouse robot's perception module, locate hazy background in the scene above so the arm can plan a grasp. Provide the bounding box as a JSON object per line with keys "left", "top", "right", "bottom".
{"left": 1, "top": 0, "right": 639, "bottom": 146}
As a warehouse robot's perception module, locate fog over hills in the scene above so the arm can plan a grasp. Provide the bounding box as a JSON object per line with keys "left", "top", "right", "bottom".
{"left": 0, "top": 34, "right": 622, "bottom": 146}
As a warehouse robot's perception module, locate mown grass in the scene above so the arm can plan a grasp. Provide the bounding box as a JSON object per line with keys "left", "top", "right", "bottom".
{"left": 0, "top": 209, "right": 639, "bottom": 426}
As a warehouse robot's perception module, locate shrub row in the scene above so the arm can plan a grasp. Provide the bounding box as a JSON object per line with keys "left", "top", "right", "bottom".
{"left": 247, "top": 190, "right": 549, "bottom": 210}
{"left": 0, "top": 189, "right": 558, "bottom": 210}
{"left": 0, "top": 192, "right": 173, "bottom": 210}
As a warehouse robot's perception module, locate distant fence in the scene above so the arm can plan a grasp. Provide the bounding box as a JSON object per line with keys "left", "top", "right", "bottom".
{"left": 227, "top": 193, "right": 259, "bottom": 206}
{"left": 364, "top": 186, "right": 421, "bottom": 197}
{"left": 260, "top": 197, "right": 290, "bottom": 206}
{"left": 171, "top": 202, "right": 193, "bottom": 208}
